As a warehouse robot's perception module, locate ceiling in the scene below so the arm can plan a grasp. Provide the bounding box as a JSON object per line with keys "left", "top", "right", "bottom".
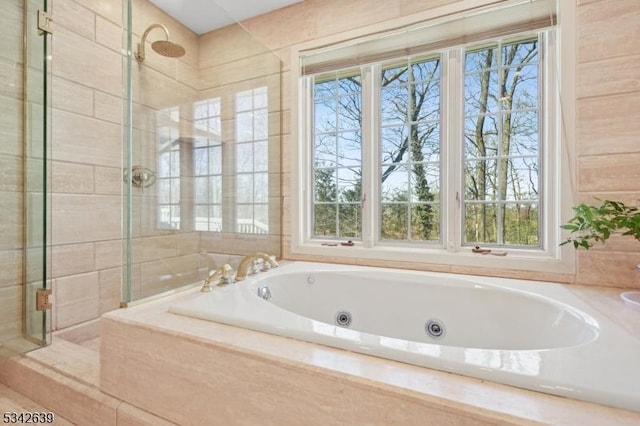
{"left": 148, "top": 0, "right": 303, "bottom": 35}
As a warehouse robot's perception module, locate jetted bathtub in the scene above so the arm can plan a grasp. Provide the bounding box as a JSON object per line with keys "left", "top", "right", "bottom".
{"left": 169, "top": 261, "right": 640, "bottom": 412}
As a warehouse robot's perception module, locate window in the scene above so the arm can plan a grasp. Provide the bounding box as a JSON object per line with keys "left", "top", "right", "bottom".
{"left": 193, "top": 98, "right": 223, "bottom": 232}
{"left": 380, "top": 57, "right": 441, "bottom": 242}
{"left": 313, "top": 72, "right": 362, "bottom": 238}
{"left": 293, "top": 0, "right": 573, "bottom": 272}
{"left": 463, "top": 40, "right": 541, "bottom": 246}
{"left": 235, "top": 87, "right": 269, "bottom": 234}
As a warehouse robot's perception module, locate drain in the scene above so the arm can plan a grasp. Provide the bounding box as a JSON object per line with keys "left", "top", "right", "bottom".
{"left": 257, "top": 286, "right": 271, "bottom": 300}
{"left": 335, "top": 311, "right": 352, "bottom": 327}
{"left": 425, "top": 319, "right": 445, "bottom": 338}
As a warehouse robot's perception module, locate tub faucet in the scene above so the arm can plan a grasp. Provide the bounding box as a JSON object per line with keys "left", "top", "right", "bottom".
{"left": 200, "top": 264, "right": 234, "bottom": 292}
{"left": 235, "top": 253, "right": 278, "bottom": 281}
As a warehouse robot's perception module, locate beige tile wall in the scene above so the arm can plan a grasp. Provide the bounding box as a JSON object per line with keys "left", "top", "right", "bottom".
{"left": 49, "top": 0, "right": 125, "bottom": 330}
{"left": 575, "top": 0, "right": 640, "bottom": 288}
{"left": 0, "top": 0, "right": 25, "bottom": 345}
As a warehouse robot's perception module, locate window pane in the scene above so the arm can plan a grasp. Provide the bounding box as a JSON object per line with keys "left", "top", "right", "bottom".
{"left": 314, "top": 168, "right": 337, "bottom": 202}
{"left": 503, "top": 203, "right": 539, "bottom": 245}
{"left": 338, "top": 75, "right": 361, "bottom": 95}
{"left": 412, "top": 59, "right": 440, "bottom": 83}
{"left": 465, "top": 203, "right": 498, "bottom": 244}
{"left": 411, "top": 204, "right": 439, "bottom": 241}
{"left": 507, "top": 110, "right": 539, "bottom": 156}
{"left": 338, "top": 167, "right": 361, "bottom": 202}
{"left": 381, "top": 126, "right": 409, "bottom": 164}
{"left": 337, "top": 132, "right": 361, "bottom": 167}
{"left": 464, "top": 116, "right": 499, "bottom": 159}
{"left": 417, "top": 124, "right": 440, "bottom": 162}
{"left": 315, "top": 134, "right": 337, "bottom": 167}
{"left": 381, "top": 165, "right": 408, "bottom": 202}
{"left": 314, "top": 204, "right": 337, "bottom": 237}
{"left": 502, "top": 40, "right": 538, "bottom": 67}
{"left": 381, "top": 86, "right": 407, "bottom": 125}
{"left": 464, "top": 159, "right": 497, "bottom": 201}
{"left": 504, "top": 64, "right": 538, "bottom": 110}
{"left": 505, "top": 157, "right": 538, "bottom": 201}
{"left": 338, "top": 95, "right": 361, "bottom": 130}
{"left": 315, "top": 80, "right": 336, "bottom": 99}
{"left": 414, "top": 82, "right": 440, "bottom": 121}
{"left": 315, "top": 98, "right": 337, "bottom": 132}
{"left": 381, "top": 203, "right": 408, "bottom": 240}
{"left": 410, "top": 164, "right": 438, "bottom": 202}
{"left": 339, "top": 204, "right": 361, "bottom": 238}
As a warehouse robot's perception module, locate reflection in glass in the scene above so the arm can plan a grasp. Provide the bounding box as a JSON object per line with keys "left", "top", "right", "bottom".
{"left": 193, "top": 98, "right": 222, "bottom": 231}
{"left": 157, "top": 107, "right": 181, "bottom": 230}
{"left": 235, "top": 87, "right": 269, "bottom": 234}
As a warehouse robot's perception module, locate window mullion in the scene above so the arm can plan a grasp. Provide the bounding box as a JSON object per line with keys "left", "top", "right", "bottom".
{"left": 444, "top": 49, "right": 463, "bottom": 252}
{"left": 362, "top": 64, "right": 379, "bottom": 248}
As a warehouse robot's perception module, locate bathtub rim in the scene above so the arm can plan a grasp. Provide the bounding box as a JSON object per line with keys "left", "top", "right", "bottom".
{"left": 168, "top": 261, "right": 640, "bottom": 413}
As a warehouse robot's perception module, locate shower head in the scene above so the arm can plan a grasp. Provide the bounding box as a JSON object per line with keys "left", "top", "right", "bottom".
{"left": 135, "top": 23, "right": 186, "bottom": 62}
{"left": 151, "top": 40, "right": 186, "bottom": 58}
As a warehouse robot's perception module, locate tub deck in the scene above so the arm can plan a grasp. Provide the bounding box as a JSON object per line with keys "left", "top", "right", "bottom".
{"left": 100, "top": 278, "right": 640, "bottom": 425}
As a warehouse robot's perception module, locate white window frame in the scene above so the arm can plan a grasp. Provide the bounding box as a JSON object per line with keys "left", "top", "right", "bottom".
{"left": 290, "top": 0, "right": 576, "bottom": 274}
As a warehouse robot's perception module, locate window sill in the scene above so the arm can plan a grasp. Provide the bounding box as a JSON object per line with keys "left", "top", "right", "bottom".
{"left": 290, "top": 240, "right": 575, "bottom": 275}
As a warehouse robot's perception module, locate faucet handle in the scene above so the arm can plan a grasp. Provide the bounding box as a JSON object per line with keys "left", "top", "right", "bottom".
{"left": 248, "top": 259, "right": 261, "bottom": 276}
{"left": 219, "top": 264, "right": 235, "bottom": 286}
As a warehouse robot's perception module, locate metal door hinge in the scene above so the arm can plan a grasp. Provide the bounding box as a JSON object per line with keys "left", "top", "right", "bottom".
{"left": 36, "top": 288, "right": 52, "bottom": 311}
{"left": 37, "top": 10, "right": 53, "bottom": 35}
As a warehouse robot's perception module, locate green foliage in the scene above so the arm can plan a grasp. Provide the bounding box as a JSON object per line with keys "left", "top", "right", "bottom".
{"left": 560, "top": 199, "right": 640, "bottom": 249}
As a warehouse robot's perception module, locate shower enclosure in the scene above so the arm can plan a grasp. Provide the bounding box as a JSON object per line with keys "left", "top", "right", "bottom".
{"left": 0, "top": 0, "right": 52, "bottom": 354}
{"left": 122, "top": 0, "right": 283, "bottom": 303}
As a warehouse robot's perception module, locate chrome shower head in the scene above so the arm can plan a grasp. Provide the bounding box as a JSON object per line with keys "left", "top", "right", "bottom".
{"left": 135, "top": 23, "right": 186, "bottom": 62}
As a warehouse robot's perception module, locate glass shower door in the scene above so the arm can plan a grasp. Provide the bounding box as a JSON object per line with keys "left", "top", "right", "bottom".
{"left": 23, "top": 0, "right": 52, "bottom": 347}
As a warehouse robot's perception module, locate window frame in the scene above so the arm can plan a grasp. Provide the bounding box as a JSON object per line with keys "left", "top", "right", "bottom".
{"left": 291, "top": 0, "right": 576, "bottom": 275}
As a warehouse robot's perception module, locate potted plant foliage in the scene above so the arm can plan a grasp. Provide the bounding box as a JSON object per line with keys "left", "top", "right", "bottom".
{"left": 561, "top": 199, "right": 640, "bottom": 248}
{"left": 561, "top": 198, "right": 640, "bottom": 309}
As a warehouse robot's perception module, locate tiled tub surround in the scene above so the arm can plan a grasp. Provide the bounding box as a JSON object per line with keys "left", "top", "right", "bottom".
{"left": 169, "top": 262, "right": 639, "bottom": 412}
{"left": 101, "top": 270, "right": 640, "bottom": 425}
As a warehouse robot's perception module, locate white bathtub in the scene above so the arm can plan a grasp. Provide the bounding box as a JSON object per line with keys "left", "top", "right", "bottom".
{"left": 169, "top": 261, "right": 640, "bottom": 412}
